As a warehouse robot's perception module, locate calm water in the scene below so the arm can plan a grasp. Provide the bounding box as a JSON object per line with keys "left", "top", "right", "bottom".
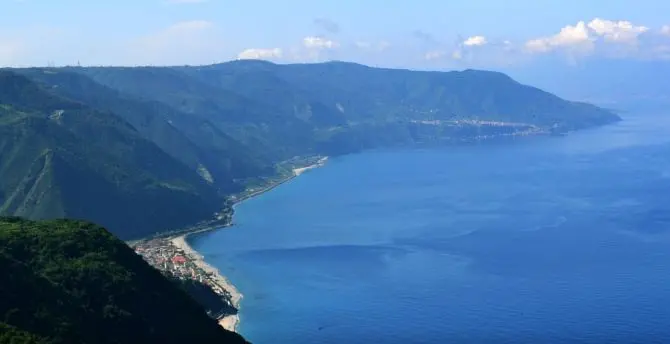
{"left": 190, "top": 112, "right": 670, "bottom": 343}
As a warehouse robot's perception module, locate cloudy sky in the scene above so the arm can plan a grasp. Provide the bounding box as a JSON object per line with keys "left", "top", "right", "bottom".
{"left": 1, "top": 0, "right": 669, "bottom": 70}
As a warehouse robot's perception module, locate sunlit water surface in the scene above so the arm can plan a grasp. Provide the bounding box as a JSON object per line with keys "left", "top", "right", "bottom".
{"left": 191, "top": 112, "right": 670, "bottom": 343}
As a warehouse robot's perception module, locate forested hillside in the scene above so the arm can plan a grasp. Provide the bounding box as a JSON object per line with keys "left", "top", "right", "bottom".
{"left": 1, "top": 61, "right": 621, "bottom": 239}
{"left": 0, "top": 217, "right": 247, "bottom": 344}
{"left": 0, "top": 71, "right": 221, "bottom": 239}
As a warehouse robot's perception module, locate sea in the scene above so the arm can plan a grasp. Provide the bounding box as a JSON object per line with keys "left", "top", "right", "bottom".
{"left": 190, "top": 111, "right": 670, "bottom": 344}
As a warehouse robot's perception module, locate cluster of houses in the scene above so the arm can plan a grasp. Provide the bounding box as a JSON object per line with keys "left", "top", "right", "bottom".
{"left": 133, "top": 239, "right": 212, "bottom": 286}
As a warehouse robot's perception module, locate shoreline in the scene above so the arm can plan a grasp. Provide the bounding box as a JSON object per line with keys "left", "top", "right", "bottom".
{"left": 170, "top": 235, "right": 243, "bottom": 332}
{"left": 168, "top": 156, "right": 329, "bottom": 333}
{"left": 232, "top": 156, "right": 329, "bottom": 209}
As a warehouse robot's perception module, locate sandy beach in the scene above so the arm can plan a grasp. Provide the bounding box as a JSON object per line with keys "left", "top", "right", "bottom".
{"left": 233, "top": 156, "right": 329, "bottom": 208}
{"left": 170, "top": 235, "right": 242, "bottom": 332}
{"left": 293, "top": 156, "right": 329, "bottom": 176}
{"left": 169, "top": 156, "right": 329, "bottom": 333}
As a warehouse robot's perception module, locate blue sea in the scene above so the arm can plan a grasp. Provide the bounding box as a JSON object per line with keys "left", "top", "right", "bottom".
{"left": 190, "top": 112, "right": 670, "bottom": 343}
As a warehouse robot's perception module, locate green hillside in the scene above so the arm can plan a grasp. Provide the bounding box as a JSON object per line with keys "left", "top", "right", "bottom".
{"left": 71, "top": 61, "right": 620, "bottom": 157}
{"left": 18, "top": 68, "right": 274, "bottom": 190}
{"left": 0, "top": 62, "right": 622, "bottom": 342}
{"left": 0, "top": 217, "right": 247, "bottom": 344}
{"left": 179, "top": 61, "right": 619, "bottom": 130}
{"left": 72, "top": 66, "right": 320, "bottom": 160}
{"left": 2, "top": 62, "right": 621, "bottom": 239}
{"left": 0, "top": 71, "right": 221, "bottom": 240}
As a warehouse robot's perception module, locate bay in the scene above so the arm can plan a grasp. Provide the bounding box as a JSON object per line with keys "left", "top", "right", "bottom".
{"left": 190, "top": 111, "right": 670, "bottom": 343}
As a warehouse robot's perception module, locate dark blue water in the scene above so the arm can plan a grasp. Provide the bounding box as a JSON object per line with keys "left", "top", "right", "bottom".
{"left": 190, "top": 112, "right": 670, "bottom": 343}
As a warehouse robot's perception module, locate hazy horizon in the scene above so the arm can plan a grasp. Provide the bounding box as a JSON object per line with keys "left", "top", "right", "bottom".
{"left": 2, "top": 0, "right": 669, "bottom": 70}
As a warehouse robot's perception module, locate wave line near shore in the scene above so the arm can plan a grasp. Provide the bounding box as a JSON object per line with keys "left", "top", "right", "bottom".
{"left": 170, "top": 235, "right": 242, "bottom": 332}
{"left": 169, "top": 156, "right": 329, "bottom": 333}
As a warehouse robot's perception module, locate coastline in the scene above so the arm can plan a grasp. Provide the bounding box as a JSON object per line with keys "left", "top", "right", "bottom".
{"left": 170, "top": 235, "right": 243, "bottom": 332}
{"left": 168, "top": 156, "right": 329, "bottom": 333}
{"left": 232, "top": 156, "right": 329, "bottom": 209}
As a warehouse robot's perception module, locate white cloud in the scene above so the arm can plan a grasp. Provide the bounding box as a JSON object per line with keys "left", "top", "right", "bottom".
{"left": 525, "top": 21, "right": 593, "bottom": 53}
{"left": 424, "top": 35, "right": 505, "bottom": 64}
{"left": 524, "top": 39, "right": 551, "bottom": 53}
{"left": 525, "top": 18, "right": 651, "bottom": 55}
{"left": 662, "top": 25, "right": 670, "bottom": 36}
{"left": 303, "top": 36, "right": 339, "bottom": 49}
{"left": 287, "top": 36, "right": 340, "bottom": 62}
{"left": 463, "top": 35, "right": 487, "bottom": 46}
{"left": 237, "top": 48, "right": 282, "bottom": 60}
{"left": 587, "top": 18, "right": 648, "bottom": 43}
{"left": 442, "top": 35, "right": 504, "bottom": 64}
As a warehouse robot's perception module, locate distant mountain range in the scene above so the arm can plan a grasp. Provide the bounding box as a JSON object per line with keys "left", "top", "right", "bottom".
{"left": 0, "top": 61, "right": 621, "bottom": 239}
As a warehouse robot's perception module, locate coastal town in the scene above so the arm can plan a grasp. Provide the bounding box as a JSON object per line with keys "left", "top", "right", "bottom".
{"left": 132, "top": 238, "right": 226, "bottom": 294}
{"left": 131, "top": 236, "right": 242, "bottom": 331}
{"left": 129, "top": 155, "right": 329, "bottom": 333}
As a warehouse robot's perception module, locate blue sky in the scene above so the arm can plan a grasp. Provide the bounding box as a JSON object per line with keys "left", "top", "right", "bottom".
{"left": 1, "top": 0, "right": 669, "bottom": 68}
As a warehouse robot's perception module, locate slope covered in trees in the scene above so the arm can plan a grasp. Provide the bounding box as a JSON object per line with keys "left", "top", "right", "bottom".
{"left": 2, "top": 61, "right": 621, "bottom": 239}
{"left": 77, "top": 61, "right": 620, "bottom": 157}
{"left": 0, "top": 71, "right": 221, "bottom": 239}
{"left": 0, "top": 217, "right": 247, "bottom": 344}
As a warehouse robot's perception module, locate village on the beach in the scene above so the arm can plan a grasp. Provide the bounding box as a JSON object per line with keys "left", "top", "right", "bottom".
{"left": 128, "top": 155, "right": 329, "bottom": 332}
{"left": 132, "top": 238, "right": 233, "bottom": 300}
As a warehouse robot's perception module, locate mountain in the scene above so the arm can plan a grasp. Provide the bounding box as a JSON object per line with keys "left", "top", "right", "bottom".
{"left": 17, "top": 68, "right": 274, "bottom": 190}
{"left": 70, "top": 61, "right": 620, "bottom": 156}
{"left": 0, "top": 217, "right": 247, "bottom": 344}
{"left": 176, "top": 61, "right": 620, "bottom": 129}
{"left": 68, "top": 65, "right": 321, "bottom": 160}
{"left": 0, "top": 71, "right": 222, "bottom": 240}
{"left": 2, "top": 62, "right": 621, "bottom": 239}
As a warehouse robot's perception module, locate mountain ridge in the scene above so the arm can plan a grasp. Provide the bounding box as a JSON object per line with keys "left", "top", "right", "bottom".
{"left": 2, "top": 61, "right": 621, "bottom": 239}
{"left": 0, "top": 71, "right": 222, "bottom": 240}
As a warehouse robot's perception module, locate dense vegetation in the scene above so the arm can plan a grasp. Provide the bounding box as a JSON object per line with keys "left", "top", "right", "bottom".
{"left": 0, "top": 61, "right": 622, "bottom": 343}
{"left": 75, "top": 61, "right": 619, "bottom": 158}
{"left": 0, "top": 71, "right": 221, "bottom": 239}
{"left": 172, "top": 277, "right": 238, "bottom": 319}
{"left": 0, "top": 217, "right": 247, "bottom": 344}
{"left": 1, "top": 61, "right": 621, "bottom": 239}
{"left": 16, "top": 69, "right": 274, "bottom": 189}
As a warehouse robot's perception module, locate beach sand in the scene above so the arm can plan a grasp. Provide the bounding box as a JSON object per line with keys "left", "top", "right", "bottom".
{"left": 218, "top": 316, "right": 240, "bottom": 332}
{"left": 169, "top": 156, "right": 329, "bottom": 333}
{"left": 293, "top": 157, "right": 329, "bottom": 176}
{"left": 170, "top": 235, "right": 242, "bottom": 332}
